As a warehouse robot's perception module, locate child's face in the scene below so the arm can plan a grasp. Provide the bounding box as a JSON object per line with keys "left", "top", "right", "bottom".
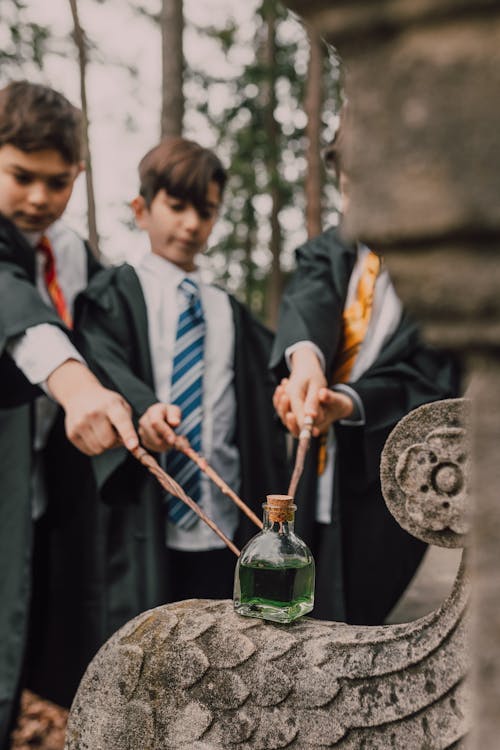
{"left": 133, "top": 181, "right": 220, "bottom": 272}
{"left": 0, "top": 144, "right": 82, "bottom": 233}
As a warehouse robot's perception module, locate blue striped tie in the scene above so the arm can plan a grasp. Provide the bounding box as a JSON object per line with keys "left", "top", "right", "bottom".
{"left": 166, "top": 277, "right": 205, "bottom": 528}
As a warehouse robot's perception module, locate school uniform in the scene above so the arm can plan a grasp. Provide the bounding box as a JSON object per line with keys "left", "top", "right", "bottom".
{"left": 270, "top": 226, "right": 461, "bottom": 624}
{"left": 0, "top": 213, "right": 100, "bottom": 747}
{"left": 38, "top": 255, "right": 288, "bottom": 704}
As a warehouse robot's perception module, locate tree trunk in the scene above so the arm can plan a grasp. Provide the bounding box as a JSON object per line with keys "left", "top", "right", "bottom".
{"left": 263, "top": 1, "right": 283, "bottom": 330}
{"left": 304, "top": 25, "right": 324, "bottom": 239}
{"left": 68, "top": 0, "right": 100, "bottom": 258}
{"left": 160, "top": 0, "right": 184, "bottom": 137}
{"left": 242, "top": 202, "right": 257, "bottom": 310}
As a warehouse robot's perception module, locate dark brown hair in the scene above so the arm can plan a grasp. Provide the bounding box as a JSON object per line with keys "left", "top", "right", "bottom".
{"left": 139, "top": 137, "right": 227, "bottom": 210}
{"left": 0, "top": 80, "right": 82, "bottom": 164}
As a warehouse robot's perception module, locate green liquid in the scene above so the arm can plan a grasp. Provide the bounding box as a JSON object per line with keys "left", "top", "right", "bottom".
{"left": 235, "top": 559, "right": 314, "bottom": 623}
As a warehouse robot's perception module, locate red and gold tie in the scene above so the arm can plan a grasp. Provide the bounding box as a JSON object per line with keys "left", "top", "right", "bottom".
{"left": 318, "top": 249, "right": 382, "bottom": 474}
{"left": 37, "top": 235, "right": 73, "bottom": 328}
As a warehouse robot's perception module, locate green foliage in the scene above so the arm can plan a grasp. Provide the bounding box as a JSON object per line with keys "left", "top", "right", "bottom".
{"left": 0, "top": 0, "right": 343, "bottom": 305}
{"left": 74, "top": 0, "right": 342, "bottom": 307}
{"left": 200, "top": 22, "right": 238, "bottom": 54}
{"left": 0, "top": 1, "right": 50, "bottom": 78}
{"left": 187, "top": 1, "right": 342, "bottom": 320}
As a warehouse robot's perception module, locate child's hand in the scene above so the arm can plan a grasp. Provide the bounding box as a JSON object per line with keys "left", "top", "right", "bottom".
{"left": 138, "top": 402, "right": 182, "bottom": 452}
{"left": 274, "top": 382, "right": 353, "bottom": 437}
{"left": 314, "top": 387, "right": 354, "bottom": 434}
{"left": 273, "top": 368, "right": 354, "bottom": 438}
{"left": 273, "top": 347, "right": 327, "bottom": 437}
{"left": 47, "top": 360, "right": 139, "bottom": 455}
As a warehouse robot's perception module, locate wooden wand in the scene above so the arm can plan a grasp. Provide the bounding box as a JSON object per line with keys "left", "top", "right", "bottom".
{"left": 172, "top": 435, "right": 263, "bottom": 530}
{"left": 131, "top": 445, "right": 241, "bottom": 557}
{"left": 287, "top": 415, "right": 314, "bottom": 498}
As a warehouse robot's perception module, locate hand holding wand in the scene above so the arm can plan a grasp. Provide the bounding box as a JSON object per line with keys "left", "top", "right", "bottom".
{"left": 131, "top": 445, "right": 240, "bottom": 557}
{"left": 287, "top": 415, "right": 314, "bottom": 498}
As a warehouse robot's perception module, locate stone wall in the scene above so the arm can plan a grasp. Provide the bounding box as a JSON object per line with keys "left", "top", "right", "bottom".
{"left": 282, "top": 2, "right": 500, "bottom": 747}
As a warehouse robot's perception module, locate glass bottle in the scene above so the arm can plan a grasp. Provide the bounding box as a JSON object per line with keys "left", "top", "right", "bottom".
{"left": 233, "top": 494, "right": 315, "bottom": 623}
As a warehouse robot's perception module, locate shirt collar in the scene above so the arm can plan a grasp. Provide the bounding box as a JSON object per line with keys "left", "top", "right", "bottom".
{"left": 21, "top": 219, "right": 62, "bottom": 249}
{"left": 139, "top": 252, "right": 201, "bottom": 289}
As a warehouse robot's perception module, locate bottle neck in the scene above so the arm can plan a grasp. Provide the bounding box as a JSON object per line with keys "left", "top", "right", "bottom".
{"left": 262, "top": 506, "right": 295, "bottom": 533}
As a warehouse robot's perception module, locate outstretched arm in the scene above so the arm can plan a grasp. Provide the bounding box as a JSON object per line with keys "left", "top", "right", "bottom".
{"left": 3, "top": 298, "right": 139, "bottom": 455}
{"left": 47, "top": 359, "right": 138, "bottom": 455}
{"left": 269, "top": 229, "right": 353, "bottom": 380}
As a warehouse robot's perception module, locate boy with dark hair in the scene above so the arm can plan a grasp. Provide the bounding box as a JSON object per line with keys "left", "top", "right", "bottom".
{"left": 74, "top": 135, "right": 287, "bottom": 651}
{"left": 0, "top": 80, "right": 138, "bottom": 748}
{"left": 0, "top": 80, "right": 83, "bottom": 163}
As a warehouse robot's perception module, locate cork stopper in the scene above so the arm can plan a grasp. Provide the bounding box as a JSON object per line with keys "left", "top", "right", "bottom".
{"left": 265, "top": 494, "right": 295, "bottom": 524}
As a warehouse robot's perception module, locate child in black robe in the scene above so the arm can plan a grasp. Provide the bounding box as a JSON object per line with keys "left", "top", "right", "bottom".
{"left": 271, "top": 130, "right": 460, "bottom": 624}
{"left": 72, "top": 136, "right": 287, "bottom": 660}
{"left": 0, "top": 81, "right": 138, "bottom": 747}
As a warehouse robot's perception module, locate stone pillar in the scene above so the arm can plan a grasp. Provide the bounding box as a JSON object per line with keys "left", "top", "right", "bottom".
{"left": 468, "top": 360, "right": 500, "bottom": 748}
{"left": 283, "top": 1, "right": 500, "bottom": 746}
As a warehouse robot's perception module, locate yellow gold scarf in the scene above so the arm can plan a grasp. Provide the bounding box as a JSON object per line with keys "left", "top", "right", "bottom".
{"left": 317, "top": 250, "right": 381, "bottom": 474}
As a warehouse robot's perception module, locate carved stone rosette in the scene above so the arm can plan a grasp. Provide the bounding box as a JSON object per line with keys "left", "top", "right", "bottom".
{"left": 381, "top": 398, "right": 471, "bottom": 548}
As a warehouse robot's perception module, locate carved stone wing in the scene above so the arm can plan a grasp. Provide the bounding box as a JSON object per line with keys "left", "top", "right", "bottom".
{"left": 65, "top": 399, "right": 470, "bottom": 749}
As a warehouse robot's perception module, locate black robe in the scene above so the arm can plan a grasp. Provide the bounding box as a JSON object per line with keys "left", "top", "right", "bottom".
{"left": 0, "top": 214, "right": 100, "bottom": 747}
{"left": 270, "top": 227, "right": 461, "bottom": 625}
{"left": 29, "top": 262, "right": 288, "bottom": 707}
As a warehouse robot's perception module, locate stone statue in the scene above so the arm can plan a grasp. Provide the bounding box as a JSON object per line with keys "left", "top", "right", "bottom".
{"left": 65, "top": 398, "right": 470, "bottom": 749}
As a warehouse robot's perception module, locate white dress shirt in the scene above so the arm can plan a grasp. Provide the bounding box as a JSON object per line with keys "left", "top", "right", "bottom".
{"left": 6, "top": 220, "right": 88, "bottom": 518}
{"left": 135, "top": 252, "right": 240, "bottom": 551}
{"left": 7, "top": 220, "right": 86, "bottom": 386}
